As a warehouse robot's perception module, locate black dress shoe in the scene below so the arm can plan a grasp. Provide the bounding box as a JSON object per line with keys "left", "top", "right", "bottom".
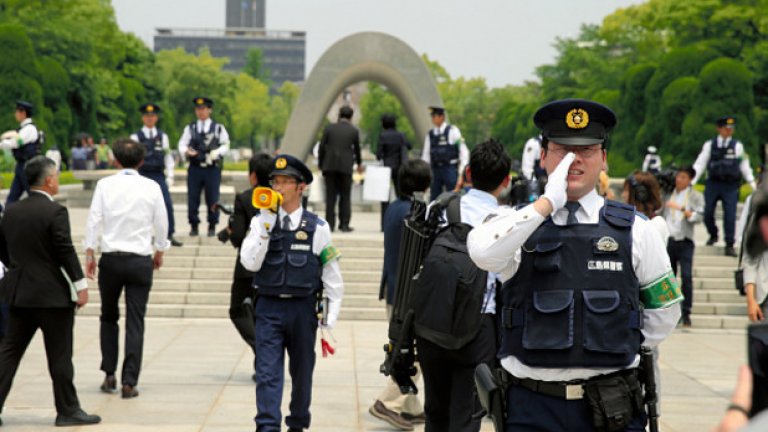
{"left": 725, "top": 246, "right": 737, "bottom": 257}
{"left": 121, "top": 384, "right": 139, "bottom": 399}
{"left": 339, "top": 226, "right": 354, "bottom": 232}
{"left": 207, "top": 224, "right": 216, "bottom": 237}
{"left": 681, "top": 315, "right": 692, "bottom": 328}
{"left": 706, "top": 236, "right": 718, "bottom": 246}
{"left": 190, "top": 225, "right": 199, "bottom": 237}
{"left": 100, "top": 374, "right": 117, "bottom": 393}
{"left": 169, "top": 236, "right": 184, "bottom": 247}
{"left": 55, "top": 409, "right": 101, "bottom": 426}
{"left": 287, "top": 428, "right": 303, "bottom": 432}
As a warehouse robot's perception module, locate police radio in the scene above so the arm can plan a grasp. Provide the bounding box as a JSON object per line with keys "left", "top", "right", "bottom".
{"left": 252, "top": 187, "right": 283, "bottom": 213}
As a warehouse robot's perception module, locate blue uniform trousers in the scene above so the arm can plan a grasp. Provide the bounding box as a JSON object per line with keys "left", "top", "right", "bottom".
{"left": 703, "top": 180, "right": 739, "bottom": 246}
{"left": 667, "top": 238, "right": 695, "bottom": 317}
{"left": 6, "top": 160, "right": 30, "bottom": 206}
{"left": 505, "top": 383, "right": 647, "bottom": 431}
{"left": 187, "top": 164, "right": 221, "bottom": 226}
{"left": 254, "top": 295, "right": 317, "bottom": 432}
{"left": 139, "top": 170, "right": 175, "bottom": 236}
{"left": 430, "top": 164, "right": 459, "bottom": 201}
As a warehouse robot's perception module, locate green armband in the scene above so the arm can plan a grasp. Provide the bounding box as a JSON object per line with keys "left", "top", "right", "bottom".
{"left": 319, "top": 245, "right": 341, "bottom": 265}
{"left": 640, "top": 271, "right": 683, "bottom": 309}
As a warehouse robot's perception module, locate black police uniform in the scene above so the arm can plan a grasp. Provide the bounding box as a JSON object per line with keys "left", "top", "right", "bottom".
{"left": 7, "top": 101, "right": 41, "bottom": 205}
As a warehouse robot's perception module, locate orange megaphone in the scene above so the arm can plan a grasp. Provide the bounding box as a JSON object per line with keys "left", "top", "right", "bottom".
{"left": 252, "top": 187, "right": 283, "bottom": 213}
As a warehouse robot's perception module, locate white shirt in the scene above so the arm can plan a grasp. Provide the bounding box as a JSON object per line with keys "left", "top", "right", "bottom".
{"left": 459, "top": 189, "right": 502, "bottom": 314}
{"left": 0, "top": 118, "right": 39, "bottom": 150}
{"left": 663, "top": 187, "right": 703, "bottom": 241}
{"left": 177, "top": 118, "right": 230, "bottom": 163}
{"left": 130, "top": 127, "right": 175, "bottom": 181}
{"left": 467, "top": 190, "right": 680, "bottom": 381}
{"left": 239, "top": 207, "right": 344, "bottom": 327}
{"left": 692, "top": 135, "right": 755, "bottom": 185}
{"left": 84, "top": 169, "right": 170, "bottom": 255}
{"left": 421, "top": 122, "right": 469, "bottom": 174}
{"left": 31, "top": 190, "right": 89, "bottom": 291}
{"left": 521, "top": 137, "right": 541, "bottom": 180}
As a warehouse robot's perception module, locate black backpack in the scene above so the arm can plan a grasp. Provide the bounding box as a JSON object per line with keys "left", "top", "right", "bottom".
{"left": 411, "top": 192, "right": 489, "bottom": 350}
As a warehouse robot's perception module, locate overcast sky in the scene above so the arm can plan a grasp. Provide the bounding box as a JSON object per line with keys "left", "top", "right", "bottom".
{"left": 111, "top": 0, "right": 642, "bottom": 88}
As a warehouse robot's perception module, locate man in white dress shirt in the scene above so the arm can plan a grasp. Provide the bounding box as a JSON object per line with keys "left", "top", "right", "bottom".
{"left": 468, "top": 99, "right": 682, "bottom": 431}
{"left": 692, "top": 116, "right": 757, "bottom": 256}
{"left": 84, "top": 138, "right": 169, "bottom": 399}
{"left": 130, "top": 103, "right": 182, "bottom": 247}
{"left": 177, "top": 96, "right": 230, "bottom": 237}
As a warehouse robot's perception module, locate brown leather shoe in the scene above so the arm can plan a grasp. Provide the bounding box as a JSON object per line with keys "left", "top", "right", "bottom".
{"left": 100, "top": 375, "right": 117, "bottom": 394}
{"left": 401, "top": 411, "right": 426, "bottom": 424}
{"left": 369, "top": 400, "right": 413, "bottom": 431}
{"left": 121, "top": 385, "right": 139, "bottom": 399}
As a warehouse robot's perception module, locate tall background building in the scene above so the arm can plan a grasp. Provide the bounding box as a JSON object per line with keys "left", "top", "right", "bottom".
{"left": 154, "top": 0, "right": 305, "bottom": 86}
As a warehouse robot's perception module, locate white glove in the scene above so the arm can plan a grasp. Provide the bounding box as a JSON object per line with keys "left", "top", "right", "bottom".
{"left": 541, "top": 152, "right": 576, "bottom": 213}
{"left": 166, "top": 177, "right": 174, "bottom": 188}
{"left": 254, "top": 211, "right": 277, "bottom": 235}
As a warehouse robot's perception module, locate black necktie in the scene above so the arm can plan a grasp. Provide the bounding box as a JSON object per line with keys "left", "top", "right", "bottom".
{"left": 565, "top": 201, "right": 581, "bottom": 225}
{"left": 283, "top": 215, "right": 291, "bottom": 231}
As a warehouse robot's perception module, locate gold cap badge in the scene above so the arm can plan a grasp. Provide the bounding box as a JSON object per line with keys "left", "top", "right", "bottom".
{"left": 727, "top": 118, "right": 735, "bottom": 125}
{"left": 566, "top": 108, "right": 589, "bottom": 129}
{"left": 146, "top": 105, "right": 154, "bottom": 112}
{"left": 196, "top": 98, "right": 204, "bottom": 105}
{"left": 275, "top": 158, "right": 287, "bottom": 169}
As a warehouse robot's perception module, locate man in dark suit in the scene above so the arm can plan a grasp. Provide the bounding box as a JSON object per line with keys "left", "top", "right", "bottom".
{"left": 0, "top": 156, "right": 101, "bottom": 427}
{"left": 319, "top": 105, "right": 363, "bottom": 232}
{"left": 226, "top": 153, "right": 272, "bottom": 379}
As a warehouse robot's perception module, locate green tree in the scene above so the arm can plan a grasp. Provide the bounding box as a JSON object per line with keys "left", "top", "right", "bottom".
{"left": 358, "top": 82, "right": 415, "bottom": 154}
{"left": 243, "top": 48, "right": 270, "bottom": 83}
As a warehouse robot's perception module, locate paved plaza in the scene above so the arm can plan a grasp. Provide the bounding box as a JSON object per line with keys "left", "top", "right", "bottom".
{"left": 0, "top": 204, "right": 749, "bottom": 431}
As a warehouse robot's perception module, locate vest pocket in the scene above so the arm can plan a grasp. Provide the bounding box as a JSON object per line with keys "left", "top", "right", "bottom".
{"left": 523, "top": 289, "right": 573, "bottom": 350}
{"left": 582, "top": 290, "right": 628, "bottom": 354}
{"left": 286, "top": 253, "right": 313, "bottom": 289}
{"left": 531, "top": 241, "right": 562, "bottom": 272}
{"left": 259, "top": 252, "right": 286, "bottom": 287}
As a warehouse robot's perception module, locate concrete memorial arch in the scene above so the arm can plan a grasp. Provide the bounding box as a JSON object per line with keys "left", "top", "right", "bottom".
{"left": 280, "top": 32, "right": 443, "bottom": 158}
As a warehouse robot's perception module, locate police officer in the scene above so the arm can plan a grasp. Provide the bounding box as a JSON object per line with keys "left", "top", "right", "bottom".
{"left": 642, "top": 146, "right": 662, "bottom": 175}
{"left": 178, "top": 96, "right": 230, "bottom": 237}
{"left": 521, "top": 135, "right": 546, "bottom": 199}
{"left": 468, "top": 99, "right": 682, "bottom": 431}
{"left": 131, "top": 103, "right": 182, "bottom": 247}
{"left": 692, "top": 116, "right": 757, "bottom": 257}
{"left": 421, "top": 106, "right": 468, "bottom": 201}
{"left": 0, "top": 101, "right": 42, "bottom": 205}
{"left": 240, "top": 155, "right": 343, "bottom": 432}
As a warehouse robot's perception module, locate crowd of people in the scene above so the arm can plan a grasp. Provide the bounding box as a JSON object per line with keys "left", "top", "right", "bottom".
{"left": 0, "top": 93, "right": 766, "bottom": 431}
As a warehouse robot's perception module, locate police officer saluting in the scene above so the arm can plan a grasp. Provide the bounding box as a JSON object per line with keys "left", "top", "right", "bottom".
{"left": 0, "top": 101, "right": 42, "bottom": 205}
{"left": 468, "top": 99, "right": 682, "bottom": 431}
{"left": 240, "top": 155, "right": 343, "bottom": 432}
{"left": 178, "top": 96, "right": 230, "bottom": 237}
{"left": 131, "top": 103, "right": 182, "bottom": 247}
{"left": 692, "top": 116, "right": 757, "bottom": 257}
{"left": 422, "top": 106, "right": 468, "bottom": 201}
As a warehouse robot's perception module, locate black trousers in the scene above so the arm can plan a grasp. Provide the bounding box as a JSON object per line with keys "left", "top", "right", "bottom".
{"left": 230, "top": 275, "right": 256, "bottom": 357}
{"left": 667, "top": 238, "right": 695, "bottom": 317}
{"left": 323, "top": 171, "right": 352, "bottom": 229}
{"left": 0, "top": 307, "right": 81, "bottom": 415}
{"left": 416, "top": 314, "right": 497, "bottom": 432}
{"left": 98, "top": 254, "right": 153, "bottom": 386}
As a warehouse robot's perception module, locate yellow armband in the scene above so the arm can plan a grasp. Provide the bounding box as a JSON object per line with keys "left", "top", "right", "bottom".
{"left": 319, "top": 245, "right": 341, "bottom": 265}
{"left": 640, "top": 271, "right": 683, "bottom": 309}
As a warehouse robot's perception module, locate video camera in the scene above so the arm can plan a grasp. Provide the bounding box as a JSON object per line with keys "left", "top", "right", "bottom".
{"left": 654, "top": 167, "right": 677, "bottom": 195}
{"left": 212, "top": 202, "right": 234, "bottom": 244}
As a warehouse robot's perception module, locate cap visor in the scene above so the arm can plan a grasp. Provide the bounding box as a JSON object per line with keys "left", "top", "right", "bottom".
{"left": 547, "top": 136, "right": 604, "bottom": 146}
